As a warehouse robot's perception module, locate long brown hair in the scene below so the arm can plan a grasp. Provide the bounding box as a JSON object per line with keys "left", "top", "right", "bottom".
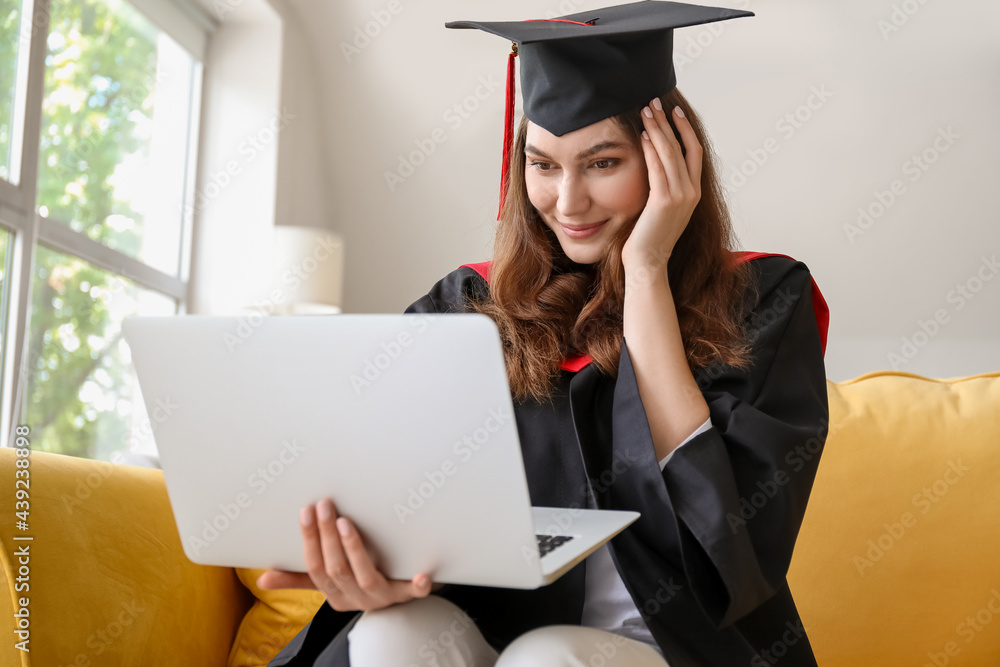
{"left": 468, "top": 87, "right": 758, "bottom": 405}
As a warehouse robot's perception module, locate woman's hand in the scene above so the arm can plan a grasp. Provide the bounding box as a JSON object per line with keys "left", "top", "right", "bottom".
{"left": 257, "top": 498, "right": 442, "bottom": 612}
{"left": 621, "top": 97, "right": 703, "bottom": 278}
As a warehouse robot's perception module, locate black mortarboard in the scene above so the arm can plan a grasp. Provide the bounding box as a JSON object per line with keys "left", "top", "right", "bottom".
{"left": 445, "top": 1, "right": 754, "bottom": 219}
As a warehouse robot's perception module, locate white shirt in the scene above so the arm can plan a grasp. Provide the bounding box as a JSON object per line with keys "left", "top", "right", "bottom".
{"left": 579, "top": 416, "right": 713, "bottom": 657}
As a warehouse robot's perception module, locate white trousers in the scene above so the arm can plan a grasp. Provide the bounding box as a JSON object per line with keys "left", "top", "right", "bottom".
{"left": 346, "top": 595, "right": 671, "bottom": 667}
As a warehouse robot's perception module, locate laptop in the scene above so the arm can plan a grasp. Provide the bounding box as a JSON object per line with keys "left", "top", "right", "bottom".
{"left": 121, "top": 313, "right": 639, "bottom": 590}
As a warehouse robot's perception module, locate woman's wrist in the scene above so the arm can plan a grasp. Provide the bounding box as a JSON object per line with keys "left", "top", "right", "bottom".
{"left": 623, "top": 258, "right": 671, "bottom": 292}
{"left": 622, "top": 246, "right": 672, "bottom": 287}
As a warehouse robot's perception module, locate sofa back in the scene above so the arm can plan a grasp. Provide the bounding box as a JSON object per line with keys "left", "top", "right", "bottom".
{"left": 3, "top": 370, "right": 998, "bottom": 666}
{"left": 0, "top": 446, "right": 252, "bottom": 667}
{"left": 788, "top": 371, "right": 1000, "bottom": 666}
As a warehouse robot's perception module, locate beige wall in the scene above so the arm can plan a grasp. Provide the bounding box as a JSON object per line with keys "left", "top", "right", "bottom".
{"left": 197, "top": 0, "right": 1000, "bottom": 381}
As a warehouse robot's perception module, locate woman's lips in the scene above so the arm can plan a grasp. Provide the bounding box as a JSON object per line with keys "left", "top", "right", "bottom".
{"left": 560, "top": 219, "right": 608, "bottom": 240}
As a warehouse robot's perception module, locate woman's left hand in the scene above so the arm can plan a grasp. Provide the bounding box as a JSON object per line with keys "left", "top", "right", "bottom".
{"left": 621, "top": 97, "right": 703, "bottom": 277}
{"left": 256, "top": 499, "right": 441, "bottom": 611}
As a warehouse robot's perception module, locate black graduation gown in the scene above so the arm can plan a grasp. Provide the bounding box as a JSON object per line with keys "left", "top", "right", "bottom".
{"left": 267, "top": 253, "right": 830, "bottom": 667}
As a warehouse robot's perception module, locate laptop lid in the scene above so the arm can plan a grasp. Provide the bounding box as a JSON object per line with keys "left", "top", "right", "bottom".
{"left": 122, "top": 313, "right": 551, "bottom": 588}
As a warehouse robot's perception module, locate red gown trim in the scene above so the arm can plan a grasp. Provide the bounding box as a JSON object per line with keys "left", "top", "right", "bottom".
{"left": 459, "top": 252, "right": 830, "bottom": 372}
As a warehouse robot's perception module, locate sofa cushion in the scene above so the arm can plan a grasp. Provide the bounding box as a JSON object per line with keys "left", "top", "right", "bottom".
{"left": 227, "top": 568, "right": 326, "bottom": 667}
{"left": 788, "top": 371, "right": 1000, "bottom": 665}
{"left": 0, "top": 448, "right": 251, "bottom": 666}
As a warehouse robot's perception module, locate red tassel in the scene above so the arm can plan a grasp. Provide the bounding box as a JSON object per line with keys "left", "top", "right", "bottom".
{"left": 498, "top": 42, "right": 518, "bottom": 221}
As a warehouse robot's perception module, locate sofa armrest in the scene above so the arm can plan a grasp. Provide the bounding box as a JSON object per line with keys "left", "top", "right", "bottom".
{"left": 0, "top": 447, "right": 253, "bottom": 666}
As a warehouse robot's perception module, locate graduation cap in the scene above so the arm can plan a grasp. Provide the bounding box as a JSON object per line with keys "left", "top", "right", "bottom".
{"left": 444, "top": 1, "right": 754, "bottom": 219}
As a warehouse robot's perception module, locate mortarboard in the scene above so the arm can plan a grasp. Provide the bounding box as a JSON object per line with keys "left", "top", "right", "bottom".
{"left": 444, "top": 0, "right": 754, "bottom": 219}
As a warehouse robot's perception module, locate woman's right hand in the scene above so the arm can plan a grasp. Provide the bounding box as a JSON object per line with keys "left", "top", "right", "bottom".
{"left": 257, "top": 498, "right": 443, "bottom": 612}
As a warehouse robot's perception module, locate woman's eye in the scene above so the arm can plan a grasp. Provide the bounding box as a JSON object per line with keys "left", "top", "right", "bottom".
{"left": 527, "top": 159, "right": 616, "bottom": 171}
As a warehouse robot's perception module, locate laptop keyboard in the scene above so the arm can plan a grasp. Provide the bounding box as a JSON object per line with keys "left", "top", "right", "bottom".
{"left": 536, "top": 534, "right": 575, "bottom": 558}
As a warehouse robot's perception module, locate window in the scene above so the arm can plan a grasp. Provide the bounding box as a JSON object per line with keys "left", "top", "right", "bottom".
{"left": 1, "top": 0, "right": 29, "bottom": 184}
{"left": 0, "top": 228, "right": 10, "bottom": 389}
{"left": 1, "top": 0, "right": 213, "bottom": 461}
{"left": 37, "top": 0, "right": 199, "bottom": 275}
{"left": 23, "top": 244, "right": 176, "bottom": 459}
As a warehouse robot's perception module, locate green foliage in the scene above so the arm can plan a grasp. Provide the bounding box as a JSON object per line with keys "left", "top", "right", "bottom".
{"left": 36, "top": 0, "right": 156, "bottom": 252}
{"left": 25, "top": 245, "right": 143, "bottom": 459}
{"left": 0, "top": 229, "right": 8, "bottom": 387}
{"left": 22, "top": 0, "right": 175, "bottom": 460}
{"left": 0, "top": 0, "right": 21, "bottom": 177}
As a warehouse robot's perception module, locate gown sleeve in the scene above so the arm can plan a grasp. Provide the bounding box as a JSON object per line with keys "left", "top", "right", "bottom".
{"left": 658, "top": 417, "right": 712, "bottom": 470}
{"left": 402, "top": 266, "right": 486, "bottom": 316}
{"left": 609, "top": 257, "right": 828, "bottom": 631}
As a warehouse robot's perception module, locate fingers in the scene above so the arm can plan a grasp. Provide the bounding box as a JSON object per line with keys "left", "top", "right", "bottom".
{"left": 300, "top": 504, "right": 327, "bottom": 582}
{"left": 640, "top": 125, "right": 667, "bottom": 200}
{"left": 339, "top": 517, "right": 435, "bottom": 602}
{"left": 311, "top": 500, "right": 365, "bottom": 602}
{"left": 257, "top": 569, "right": 316, "bottom": 590}
{"left": 301, "top": 499, "right": 436, "bottom": 611}
{"left": 652, "top": 98, "right": 685, "bottom": 156}
{"left": 670, "top": 104, "right": 704, "bottom": 191}
{"left": 301, "top": 502, "right": 351, "bottom": 601}
{"left": 410, "top": 572, "right": 434, "bottom": 599}
{"left": 640, "top": 98, "right": 703, "bottom": 197}
{"left": 335, "top": 513, "right": 390, "bottom": 597}
{"left": 641, "top": 100, "right": 685, "bottom": 194}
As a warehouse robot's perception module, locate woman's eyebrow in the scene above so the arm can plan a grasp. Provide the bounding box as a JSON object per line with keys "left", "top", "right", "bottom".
{"left": 524, "top": 141, "right": 630, "bottom": 161}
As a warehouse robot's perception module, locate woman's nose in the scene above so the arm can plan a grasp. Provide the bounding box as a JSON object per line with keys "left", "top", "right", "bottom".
{"left": 555, "top": 173, "right": 590, "bottom": 218}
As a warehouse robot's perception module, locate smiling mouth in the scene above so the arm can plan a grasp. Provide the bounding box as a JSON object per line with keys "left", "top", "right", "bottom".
{"left": 561, "top": 219, "right": 608, "bottom": 231}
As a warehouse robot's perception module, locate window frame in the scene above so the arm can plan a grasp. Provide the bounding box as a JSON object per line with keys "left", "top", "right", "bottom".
{"left": 0, "top": 0, "right": 215, "bottom": 450}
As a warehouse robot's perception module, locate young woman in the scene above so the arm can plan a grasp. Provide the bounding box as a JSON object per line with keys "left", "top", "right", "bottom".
{"left": 262, "top": 3, "right": 830, "bottom": 666}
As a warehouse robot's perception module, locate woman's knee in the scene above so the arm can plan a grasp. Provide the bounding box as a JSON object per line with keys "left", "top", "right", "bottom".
{"left": 496, "top": 626, "right": 663, "bottom": 667}
{"left": 348, "top": 595, "right": 497, "bottom": 664}
{"left": 349, "top": 595, "right": 467, "bottom": 643}
{"left": 496, "top": 626, "right": 596, "bottom": 666}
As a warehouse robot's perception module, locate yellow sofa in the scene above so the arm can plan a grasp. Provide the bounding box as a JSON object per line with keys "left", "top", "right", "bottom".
{"left": 2, "top": 370, "right": 999, "bottom": 666}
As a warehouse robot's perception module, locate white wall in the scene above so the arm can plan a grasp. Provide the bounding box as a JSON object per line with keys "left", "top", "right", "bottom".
{"left": 689, "top": 0, "right": 1000, "bottom": 381}
{"left": 187, "top": 0, "right": 283, "bottom": 314}
{"left": 188, "top": 0, "right": 337, "bottom": 316}
{"left": 199, "top": 0, "right": 1000, "bottom": 381}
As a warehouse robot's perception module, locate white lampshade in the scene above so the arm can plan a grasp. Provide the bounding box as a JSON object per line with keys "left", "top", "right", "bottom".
{"left": 271, "top": 225, "right": 344, "bottom": 314}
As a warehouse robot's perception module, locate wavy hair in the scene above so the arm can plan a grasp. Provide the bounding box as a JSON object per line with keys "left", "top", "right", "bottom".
{"left": 468, "top": 87, "right": 759, "bottom": 404}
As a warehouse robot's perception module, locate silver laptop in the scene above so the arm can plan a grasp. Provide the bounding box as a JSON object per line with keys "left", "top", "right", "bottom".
{"left": 121, "top": 313, "right": 639, "bottom": 590}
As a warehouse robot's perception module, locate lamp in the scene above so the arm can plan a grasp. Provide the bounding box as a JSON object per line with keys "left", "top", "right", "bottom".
{"left": 269, "top": 225, "right": 344, "bottom": 314}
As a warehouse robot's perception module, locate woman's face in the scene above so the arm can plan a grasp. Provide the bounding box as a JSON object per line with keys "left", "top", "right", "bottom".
{"left": 524, "top": 117, "right": 650, "bottom": 265}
